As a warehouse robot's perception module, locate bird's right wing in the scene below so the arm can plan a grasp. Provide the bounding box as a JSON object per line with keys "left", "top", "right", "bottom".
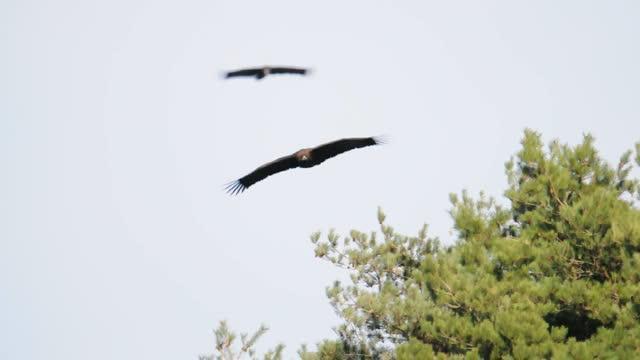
{"left": 225, "top": 154, "right": 300, "bottom": 194}
{"left": 269, "top": 67, "right": 308, "bottom": 75}
{"left": 310, "top": 137, "right": 382, "bottom": 164}
{"left": 224, "top": 68, "right": 261, "bottom": 78}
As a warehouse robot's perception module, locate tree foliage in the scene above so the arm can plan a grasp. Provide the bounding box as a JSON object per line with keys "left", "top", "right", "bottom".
{"left": 200, "top": 321, "right": 284, "bottom": 360}
{"left": 310, "top": 130, "right": 640, "bottom": 359}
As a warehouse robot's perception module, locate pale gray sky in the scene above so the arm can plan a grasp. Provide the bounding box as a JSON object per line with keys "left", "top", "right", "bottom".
{"left": 2, "top": 1, "right": 639, "bottom": 359}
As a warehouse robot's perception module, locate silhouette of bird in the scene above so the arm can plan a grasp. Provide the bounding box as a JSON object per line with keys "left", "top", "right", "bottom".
{"left": 225, "top": 136, "right": 384, "bottom": 194}
{"left": 223, "top": 66, "right": 310, "bottom": 80}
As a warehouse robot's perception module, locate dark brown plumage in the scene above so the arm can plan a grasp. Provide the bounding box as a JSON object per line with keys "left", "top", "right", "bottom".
{"left": 223, "top": 66, "right": 310, "bottom": 80}
{"left": 225, "top": 136, "right": 384, "bottom": 195}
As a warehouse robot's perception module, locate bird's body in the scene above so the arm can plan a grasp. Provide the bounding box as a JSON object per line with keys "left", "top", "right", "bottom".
{"left": 225, "top": 137, "right": 384, "bottom": 194}
{"left": 294, "top": 149, "right": 315, "bottom": 167}
{"left": 224, "top": 66, "right": 310, "bottom": 80}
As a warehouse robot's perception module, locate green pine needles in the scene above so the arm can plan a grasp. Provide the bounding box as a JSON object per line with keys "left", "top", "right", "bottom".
{"left": 311, "top": 130, "right": 640, "bottom": 359}
{"left": 199, "top": 321, "right": 284, "bottom": 360}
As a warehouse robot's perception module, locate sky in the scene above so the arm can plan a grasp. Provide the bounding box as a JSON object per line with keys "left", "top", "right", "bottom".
{"left": 2, "top": 1, "right": 640, "bottom": 359}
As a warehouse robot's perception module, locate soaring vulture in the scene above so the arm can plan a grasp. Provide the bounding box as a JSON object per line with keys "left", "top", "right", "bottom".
{"left": 223, "top": 66, "right": 310, "bottom": 80}
{"left": 225, "top": 136, "right": 384, "bottom": 195}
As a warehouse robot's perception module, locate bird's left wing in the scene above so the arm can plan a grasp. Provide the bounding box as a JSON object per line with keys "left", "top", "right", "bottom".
{"left": 225, "top": 154, "right": 300, "bottom": 195}
{"left": 224, "top": 68, "right": 261, "bottom": 78}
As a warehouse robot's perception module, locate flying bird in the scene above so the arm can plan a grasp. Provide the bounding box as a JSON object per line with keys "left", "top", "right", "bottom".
{"left": 225, "top": 136, "right": 385, "bottom": 195}
{"left": 223, "top": 66, "right": 310, "bottom": 80}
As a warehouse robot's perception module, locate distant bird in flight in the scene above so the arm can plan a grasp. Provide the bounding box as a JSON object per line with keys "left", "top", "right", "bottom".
{"left": 223, "top": 66, "right": 310, "bottom": 80}
{"left": 225, "top": 136, "right": 384, "bottom": 195}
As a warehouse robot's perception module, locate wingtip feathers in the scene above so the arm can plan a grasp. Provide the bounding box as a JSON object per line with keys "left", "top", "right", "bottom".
{"left": 373, "top": 135, "right": 389, "bottom": 145}
{"left": 224, "top": 180, "right": 247, "bottom": 195}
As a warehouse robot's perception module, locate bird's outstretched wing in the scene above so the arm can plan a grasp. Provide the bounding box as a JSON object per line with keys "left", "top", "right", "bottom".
{"left": 269, "top": 67, "right": 309, "bottom": 75}
{"left": 224, "top": 68, "right": 261, "bottom": 78}
{"left": 310, "top": 137, "right": 383, "bottom": 164}
{"left": 225, "top": 154, "right": 300, "bottom": 195}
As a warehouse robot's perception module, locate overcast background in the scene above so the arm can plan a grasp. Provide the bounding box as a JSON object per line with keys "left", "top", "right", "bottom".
{"left": 2, "top": 1, "right": 640, "bottom": 359}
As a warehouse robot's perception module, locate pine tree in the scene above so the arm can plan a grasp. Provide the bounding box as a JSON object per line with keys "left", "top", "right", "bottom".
{"left": 310, "top": 130, "right": 640, "bottom": 359}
